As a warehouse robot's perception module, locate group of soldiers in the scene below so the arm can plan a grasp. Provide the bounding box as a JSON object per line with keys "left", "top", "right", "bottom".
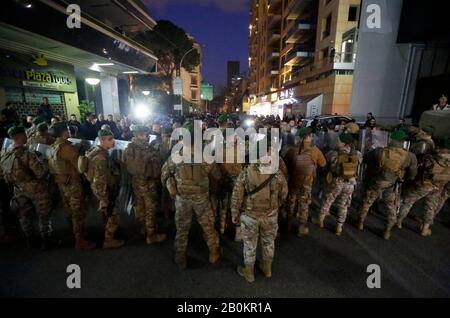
{"left": 0, "top": 114, "right": 449, "bottom": 285}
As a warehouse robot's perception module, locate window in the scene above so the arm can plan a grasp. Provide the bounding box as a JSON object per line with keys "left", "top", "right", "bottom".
{"left": 191, "top": 90, "right": 197, "bottom": 100}
{"left": 323, "top": 14, "right": 332, "bottom": 39}
{"left": 348, "top": 6, "right": 358, "bottom": 22}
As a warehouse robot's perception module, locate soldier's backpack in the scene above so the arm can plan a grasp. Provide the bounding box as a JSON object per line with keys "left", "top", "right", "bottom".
{"left": 245, "top": 166, "right": 279, "bottom": 212}
{"left": 47, "top": 142, "right": 68, "bottom": 175}
{"left": 125, "top": 143, "right": 160, "bottom": 179}
{"left": 431, "top": 153, "right": 450, "bottom": 182}
{"left": 0, "top": 147, "right": 32, "bottom": 184}
{"left": 78, "top": 147, "right": 103, "bottom": 183}
{"left": 380, "top": 147, "right": 409, "bottom": 179}
{"left": 293, "top": 147, "right": 316, "bottom": 177}
{"left": 336, "top": 151, "right": 359, "bottom": 180}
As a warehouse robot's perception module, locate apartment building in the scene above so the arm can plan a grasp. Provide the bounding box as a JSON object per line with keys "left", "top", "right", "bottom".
{"left": 179, "top": 40, "right": 203, "bottom": 112}
{"left": 248, "top": 0, "right": 361, "bottom": 117}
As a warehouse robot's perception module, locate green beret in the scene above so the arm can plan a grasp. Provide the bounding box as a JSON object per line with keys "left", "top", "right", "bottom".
{"left": 297, "top": 127, "right": 313, "bottom": 138}
{"left": 182, "top": 122, "right": 194, "bottom": 134}
{"left": 8, "top": 125, "right": 25, "bottom": 138}
{"left": 217, "top": 114, "right": 228, "bottom": 124}
{"left": 130, "top": 124, "right": 149, "bottom": 134}
{"left": 98, "top": 129, "right": 114, "bottom": 138}
{"left": 421, "top": 126, "right": 434, "bottom": 136}
{"left": 32, "top": 117, "right": 44, "bottom": 125}
{"left": 390, "top": 130, "right": 407, "bottom": 141}
{"left": 339, "top": 133, "right": 354, "bottom": 145}
{"left": 37, "top": 122, "right": 48, "bottom": 132}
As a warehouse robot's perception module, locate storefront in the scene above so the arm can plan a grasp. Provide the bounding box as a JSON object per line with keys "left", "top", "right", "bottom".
{"left": 0, "top": 49, "right": 79, "bottom": 120}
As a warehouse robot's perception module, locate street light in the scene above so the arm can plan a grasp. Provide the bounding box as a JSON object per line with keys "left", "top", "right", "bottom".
{"left": 178, "top": 47, "right": 197, "bottom": 116}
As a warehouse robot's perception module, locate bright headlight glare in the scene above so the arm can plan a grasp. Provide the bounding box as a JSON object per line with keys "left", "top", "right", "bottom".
{"left": 134, "top": 104, "right": 151, "bottom": 119}
{"left": 245, "top": 119, "right": 254, "bottom": 127}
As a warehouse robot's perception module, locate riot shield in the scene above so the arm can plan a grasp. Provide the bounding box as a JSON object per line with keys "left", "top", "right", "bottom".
{"left": 68, "top": 138, "right": 94, "bottom": 155}
{"left": 109, "top": 140, "right": 132, "bottom": 216}
{"left": 1, "top": 138, "right": 13, "bottom": 152}
{"left": 361, "top": 129, "right": 389, "bottom": 153}
{"left": 314, "top": 131, "right": 339, "bottom": 153}
{"left": 29, "top": 143, "right": 50, "bottom": 160}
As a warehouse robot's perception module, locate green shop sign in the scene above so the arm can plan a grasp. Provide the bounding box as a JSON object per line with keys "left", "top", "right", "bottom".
{"left": 0, "top": 50, "right": 77, "bottom": 92}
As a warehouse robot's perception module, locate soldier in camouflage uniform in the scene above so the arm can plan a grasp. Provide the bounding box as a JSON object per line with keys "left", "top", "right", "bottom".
{"left": 123, "top": 125, "right": 166, "bottom": 244}
{"left": 26, "top": 117, "right": 44, "bottom": 139}
{"left": 357, "top": 130, "right": 417, "bottom": 240}
{"left": 47, "top": 122, "right": 95, "bottom": 250}
{"left": 161, "top": 122, "right": 222, "bottom": 269}
{"left": 284, "top": 127, "right": 326, "bottom": 237}
{"left": 231, "top": 141, "right": 288, "bottom": 283}
{"left": 408, "top": 124, "right": 435, "bottom": 157}
{"left": 318, "top": 134, "right": 362, "bottom": 236}
{"left": 397, "top": 138, "right": 450, "bottom": 236}
{"left": 27, "top": 123, "right": 55, "bottom": 146}
{"left": 85, "top": 130, "right": 124, "bottom": 249}
{"left": 0, "top": 126, "right": 52, "bottom": 249}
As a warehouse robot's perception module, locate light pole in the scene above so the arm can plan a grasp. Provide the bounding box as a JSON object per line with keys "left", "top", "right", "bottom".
{"left": 178, "top": 47, "right": 197, "bottom": 116}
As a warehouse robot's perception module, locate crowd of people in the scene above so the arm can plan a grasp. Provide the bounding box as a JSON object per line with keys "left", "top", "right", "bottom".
{"left": 0, "top": 94, "right": 449, "bottom": 284}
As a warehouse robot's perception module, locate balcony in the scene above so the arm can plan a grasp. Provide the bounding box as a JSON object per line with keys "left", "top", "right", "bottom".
{"left": 286, "top": 21, "right": 315, "bottom": 44}
{"left": 267, "top": 49, "right": 280, "bottom": 61}
{"left": 268, "top": 14, "right": 282, "bottom": 30}
{"left": 285, "top": 45, "right": 314, "bottom": 66}
{"left": 268, "top": 33, "right": 281, "bottom": 45}
{"left": 287, "top": 0, "right": 315, "bottom": 20}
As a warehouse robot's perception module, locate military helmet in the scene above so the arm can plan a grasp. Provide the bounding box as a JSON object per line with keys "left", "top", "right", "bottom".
{"left": 37, "top": 122, "right": 48, "bottom": 132}
{"left": 297, "top": 127, "right": 313, "bottom": 138}
{"left": 339, "top": 133, "right": 354, "bottom": 145}
{"left": 130, "top": 124, "right": 149, "bottom": 134}
{"left": 32, "top": 117, "right": 45, "bottom": 126}
{"left": 98, "top": 129, "right": 114, "bottom": 138}
{"left": 390, "top": 130, "right": 407, "bottom": 141}
{"left": 7, "top": 125, "right": 25, "bottom": 138}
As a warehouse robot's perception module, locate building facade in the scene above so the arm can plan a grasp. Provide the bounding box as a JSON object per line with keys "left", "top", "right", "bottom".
{"left": 248, "top": 0, "right": 360, "bottom": 118}
{"left": 0, "top": 0, "right": 158, "bottom": 120}
{"left": 227, "top": 61, "right": 241, "bottom": 88}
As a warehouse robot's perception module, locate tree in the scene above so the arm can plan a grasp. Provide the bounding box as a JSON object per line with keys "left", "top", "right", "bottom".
{"left": 135, "top": 20, "right": 201, "bottom": 97}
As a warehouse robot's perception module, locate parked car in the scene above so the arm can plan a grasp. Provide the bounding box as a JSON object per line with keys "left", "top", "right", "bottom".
{"left": 304, "top": 115, "right": 353, "bottom": 131}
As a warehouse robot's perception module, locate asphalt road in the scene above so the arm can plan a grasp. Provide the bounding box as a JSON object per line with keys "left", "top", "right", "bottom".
{"left": 1, "top": 199, "right": 450, "bottom": 298}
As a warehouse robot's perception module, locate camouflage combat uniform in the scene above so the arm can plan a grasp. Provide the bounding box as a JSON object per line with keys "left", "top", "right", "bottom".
{"left": 358, "top": 141, "right": 417, "bottom": 239}
{"left": 48, "top": 137, "right": 93, "bottom": 248}
{"left": 218, "top": 141, "right": 242, "bottom": 236}
{"left": 0, "top": 144, "right": 52, "bottom": 241}
{"left": 161, "top": 155, "right": 222, "bottom": 269}
{"left": 398, "top": 149, "right": 450, "bottom": 235}
{"left": 231, "top": 163, "right": 288, "bottom": 282}
{"left": 27, "top": 131, "right": 55, "bottom": 146}
{"left": 86, "top": 146, "right": 122, "bottom": 247}
{"left": 124, "top": 138, "right": 166, "bottom": 243}
{"left": 284, "top": 142, "right": 326, "bottom": 236}
{"left": 318, "top": 144, "right": 362, "bottom": 235}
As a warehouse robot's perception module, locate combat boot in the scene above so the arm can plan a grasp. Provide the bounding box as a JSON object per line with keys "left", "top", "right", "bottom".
{"left": 175, "top": 253, "right": 187, "bottom": 270}
{"left": 258, "top": 260, "right": 272, "bottom": 278}
{"left": 335, "top": 223, "right": 343, "bottom": 236}
{"left": 234, "top": 226, "right": 242, "bottom": 242}
{"left": 103, "top": 238, "right": 125, "bottom": 249}
{"left": 75, "top": 236, "right": 96, "bottom": 250}
{"left": 318, "top": 214, "right": 326, "bottom": 229}
{"left": 297, "top": 224, "right": 309, "bottom": 237}
{"left": 383, "top": 225, "right": 393, "bottom": 240}
{"left": 237, "top": 264, "right": 255, "bottom": 283}
{"left": 209, "top": 246, "right": 223, "bottom": 264}
{"left": 146, "top": 233, "right": 167, "bottom": 245}
{"left": 420, "top": 223, "right": 432, "bottom": 237}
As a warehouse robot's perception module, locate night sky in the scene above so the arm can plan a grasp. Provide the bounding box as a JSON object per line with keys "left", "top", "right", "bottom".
{"left": 143, "top": 0, "right": 249, "bottom": 92}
